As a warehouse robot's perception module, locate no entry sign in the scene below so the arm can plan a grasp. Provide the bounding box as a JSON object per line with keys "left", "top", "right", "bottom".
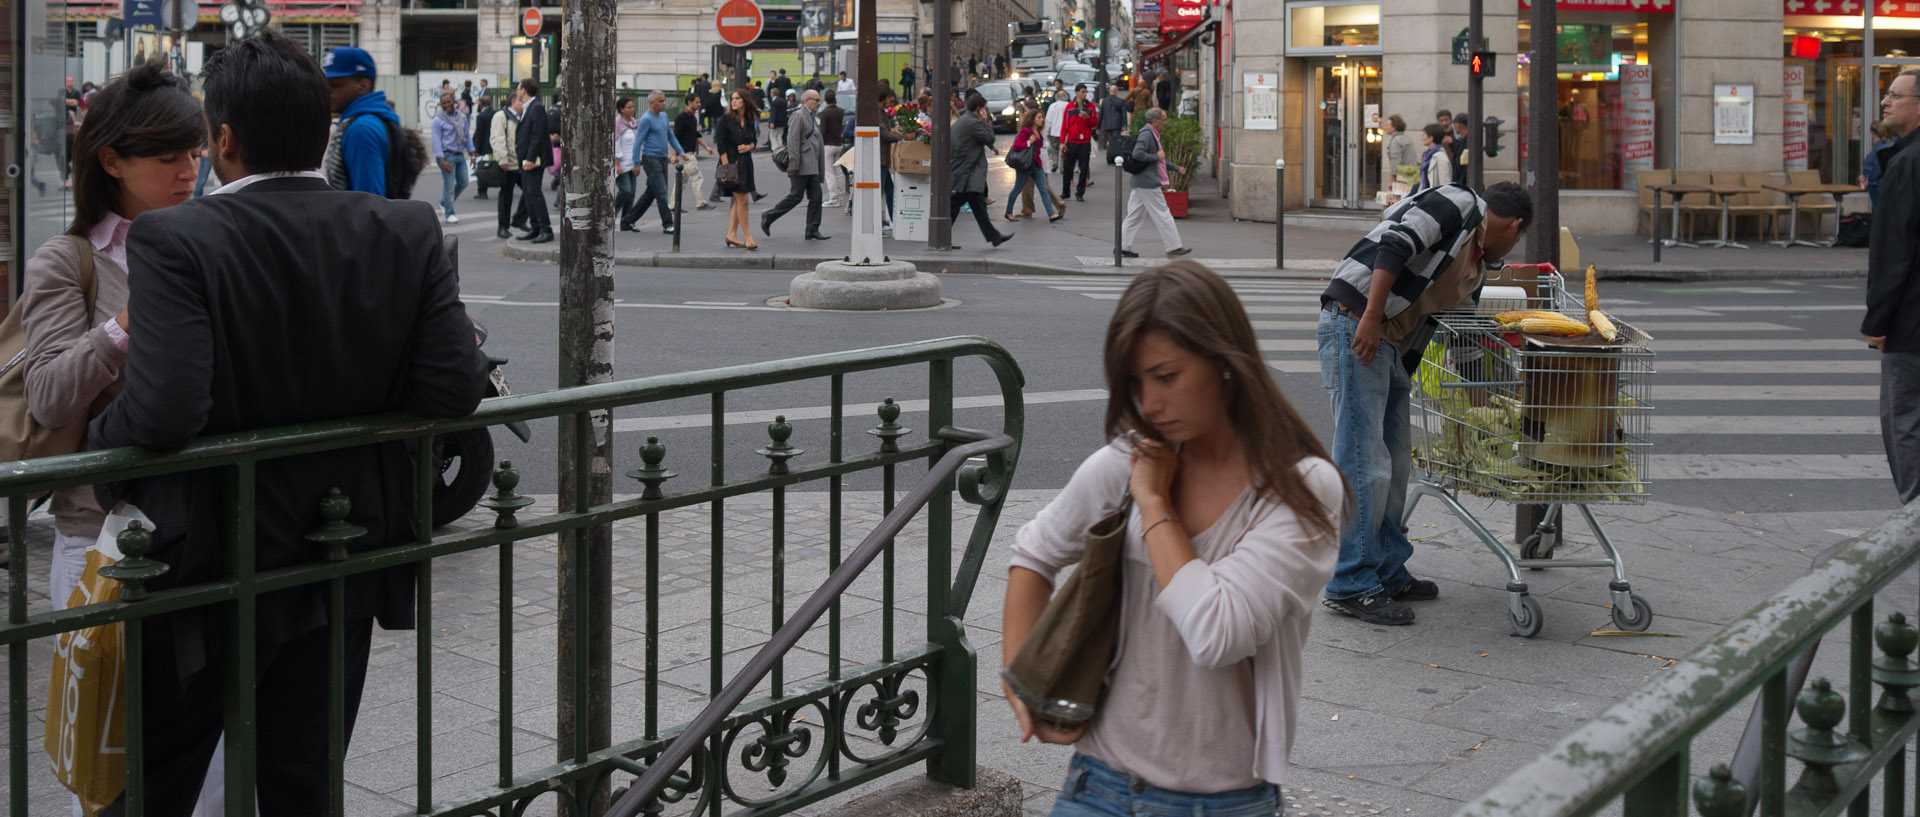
{"left": 716, "top": 0, "right": 763, "bottom": 47}
{"left": 520, "top": 7, "right": 542, "bottom": 37}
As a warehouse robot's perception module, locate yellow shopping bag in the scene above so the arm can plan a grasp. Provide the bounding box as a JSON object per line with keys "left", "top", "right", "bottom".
{"left": 44, "top": 504, "right": 152, "bottom": 816}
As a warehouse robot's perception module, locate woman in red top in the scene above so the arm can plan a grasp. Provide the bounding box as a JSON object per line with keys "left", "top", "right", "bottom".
{"left": 1004, "top": 109, "right": 1062, "bottom": 223}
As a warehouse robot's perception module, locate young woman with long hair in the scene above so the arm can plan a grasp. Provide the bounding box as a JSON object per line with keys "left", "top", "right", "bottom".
{"left": 1003, "top": 260, "right": 1348, "bottom": 816}
{"left": 1005, "top": 108, "right": 1060, "bottom": 223}
{"left": 715, "top": 88, "right": 761, "bottom": 250}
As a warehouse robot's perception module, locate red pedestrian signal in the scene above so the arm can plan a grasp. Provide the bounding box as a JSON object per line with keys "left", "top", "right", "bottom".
{"left": 1470, "top": 51, "right": 1495, "bottom": 78}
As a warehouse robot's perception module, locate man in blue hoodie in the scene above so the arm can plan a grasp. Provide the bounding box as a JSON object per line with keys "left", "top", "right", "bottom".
{"left": 322, "top": 46, "right": 399, "bottom": 196}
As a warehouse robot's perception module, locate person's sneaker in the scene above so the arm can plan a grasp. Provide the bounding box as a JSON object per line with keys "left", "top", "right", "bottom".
{"left": 445, "top": 214, "right": 460, "bottom": 224}
{"left": 1323, "top": 594, "right": 1416, "bottom": 625}
{"left": 1119, "top": 249, "right": 1139, "bottom": 258}
{"left": 1391, "top": 579, "right": 1440, "bottom": 602}
{"left": 1167, "top": 247, "right": 1192, "bottom": 257}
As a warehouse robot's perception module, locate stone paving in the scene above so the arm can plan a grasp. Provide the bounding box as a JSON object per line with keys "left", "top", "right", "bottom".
{"left": 0, "top": 481, "right": 1910, "bottom": 816}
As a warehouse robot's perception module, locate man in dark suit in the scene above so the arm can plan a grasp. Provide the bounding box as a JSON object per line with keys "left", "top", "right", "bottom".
{"left": 514, "top": 77, "right": 555, "bottom": 243}
{"left": 89, "top": 29, "right": 485, "bottom": 816}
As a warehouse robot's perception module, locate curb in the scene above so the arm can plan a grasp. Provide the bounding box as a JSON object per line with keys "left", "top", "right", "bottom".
{"left": 499, "top": 243, "right": 1863, "bottom": 283}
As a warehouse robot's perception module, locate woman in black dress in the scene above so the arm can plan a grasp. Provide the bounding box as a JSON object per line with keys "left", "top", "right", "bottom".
{"left": 716, "top": 89, "right": 760, "bottom": 250}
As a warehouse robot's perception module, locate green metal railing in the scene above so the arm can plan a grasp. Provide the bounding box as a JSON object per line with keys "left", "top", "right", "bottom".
{"left": 2, "top": 335, "right": 1025, "bottom": 817}
{"left": 1458, "top": 502, "right": 1920, "bottom": 817}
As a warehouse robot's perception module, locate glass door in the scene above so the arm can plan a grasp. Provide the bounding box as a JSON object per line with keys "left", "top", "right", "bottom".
{"left": 1307, "top": 59, "right": 1383, "bottom": 209}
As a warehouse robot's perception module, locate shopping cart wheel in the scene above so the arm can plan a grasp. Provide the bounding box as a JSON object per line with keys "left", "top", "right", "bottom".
{"left": 1508, "top": 594, "right": 1544, "bottom": 638}
{"left": 1610, "top": 594, "right": 1654, "bottom": 632}
{"left": 1519, "top": 530, "right": 1558, "bottom": 564}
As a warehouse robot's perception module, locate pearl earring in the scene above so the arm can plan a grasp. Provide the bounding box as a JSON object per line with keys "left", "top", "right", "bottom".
{"left": 1222, "top": 369, "right": 1232, "bottom": 381}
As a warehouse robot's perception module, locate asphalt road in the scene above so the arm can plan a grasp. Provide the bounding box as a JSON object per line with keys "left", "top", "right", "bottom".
{"left": 456, "top": 244, "right": 1900, "bottom": 519}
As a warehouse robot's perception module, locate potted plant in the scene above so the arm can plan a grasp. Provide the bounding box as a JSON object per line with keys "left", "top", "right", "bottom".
{"left": 1160, "top": 116, "right": 1203, "bottom": 218}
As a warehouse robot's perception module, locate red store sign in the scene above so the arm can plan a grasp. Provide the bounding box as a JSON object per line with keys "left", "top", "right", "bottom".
{"left": 1160, "top": 0, "right": 1204, "bottom": 34}
{"left": 1519, "top": 0, "right": 1673, "bottom": 10}
{"left": 1785, "top": 0, "right": 1920, "bottom": 16}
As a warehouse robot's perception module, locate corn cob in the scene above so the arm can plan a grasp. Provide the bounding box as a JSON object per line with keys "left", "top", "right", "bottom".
{"left": 1500, "top": 315, "right": 1591, "bottom": 336}
{"left": 1493, "top": 309, "right": 1573, "bottom": 324}
{"left": 1585, "top": 264, "right": 1600, "bottom": 314}
{"left": 1589, "top": 310, "right": 1619, "bottom": 342}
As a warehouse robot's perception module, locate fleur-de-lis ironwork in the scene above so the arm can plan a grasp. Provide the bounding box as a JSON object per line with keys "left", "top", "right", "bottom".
{"left": 855, "top": 672, "right": 921, "bottom": 746}
{"left": 739, "top": 711, "right": 813, "bottom": 788}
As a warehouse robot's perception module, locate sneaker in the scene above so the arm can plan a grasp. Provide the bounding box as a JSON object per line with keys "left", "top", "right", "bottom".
{"left": 1166, "top": 247, "right": 1192, "bottom": 257}
{"left": 1391, "top": 579, "right": 1440, "bottom": 602}
{"left": 445, "top": 214, "right": 460, "bottom": 224}
{"left": 1322, "top": 594, "right": 1415, "bottom": 625}
{"left": 1119, "top": 249, "right": 1139, "bottom": 258}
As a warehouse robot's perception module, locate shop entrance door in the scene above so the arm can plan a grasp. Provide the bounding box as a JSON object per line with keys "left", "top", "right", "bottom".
{"left": 1306, "top": 58, "right": 1383, "bottom": 209}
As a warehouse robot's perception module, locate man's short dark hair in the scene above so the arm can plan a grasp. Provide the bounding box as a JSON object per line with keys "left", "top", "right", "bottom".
{"left": 1483, "top": 181, "right": 1533, "bottom": 231}
{"left": 519, "top": 78, "right": 540, "bottom": 97}
{"left": 200, "top": 28, "right": 330, "bottom": 174}
{"left": 965, "top": 93, "right": 988, "bottom": 114}
{"left": 1436, "top": 109, "right": 1453, "bottom": 120}
{"left": 1074, "top": 83, "right": 1087, "bottom": 94}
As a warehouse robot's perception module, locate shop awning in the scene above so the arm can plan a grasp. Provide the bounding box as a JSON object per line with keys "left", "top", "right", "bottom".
{"left": 1141, "top": 18, "right": 1218, "bottom": 63}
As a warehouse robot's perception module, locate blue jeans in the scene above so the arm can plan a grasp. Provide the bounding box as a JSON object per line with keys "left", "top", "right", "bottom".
{"left": 1049, "top": 754, "right": 1280, "bottom": 817}
{"left": 1005, "top": 165, "right": 1056, "bottom": 217}
{"left": 614, "top": 170, "right": 637, "bottom": 223}
{"left": 623, "top": 154, "right": 674, "bottom": 228}
{"left": 1317, "top": 307, "right": 1415, "bottom": 601}
{"left": 439, "top": 152, "right": 469, "bottom": 218}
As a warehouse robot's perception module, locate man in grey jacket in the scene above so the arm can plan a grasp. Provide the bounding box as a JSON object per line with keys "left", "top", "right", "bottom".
{"left": 948, "top": 93, "right": 1014, "bottom": 248}
{"left": 1120, "top": 108, "right": 1189, "bottom": 258}
{"left": 762, "top": 88, "right": 830, "bottom": 240}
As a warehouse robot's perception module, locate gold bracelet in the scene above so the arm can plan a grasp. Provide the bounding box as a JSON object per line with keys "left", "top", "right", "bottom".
{"left": 1142, "top": 513, "right": 1177, "bottom": 539}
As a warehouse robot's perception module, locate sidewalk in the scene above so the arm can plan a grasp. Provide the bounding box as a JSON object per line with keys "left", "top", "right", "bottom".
{"left": 462, "top": 155, "right": 1870, "bottom": 281}
{"left": 0, "top": 488, "right": 1901, "bottom": 815}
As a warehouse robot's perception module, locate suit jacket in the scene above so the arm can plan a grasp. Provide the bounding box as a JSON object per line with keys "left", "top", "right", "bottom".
{"left": 1866, "top": 127, "right": 1920, "bottom": 351}
{"left": 949, "top": 113, "right": 994, "bottom": 194}
{"left": 786, "top": 105, "right": 823, "bottom": 176}
{"left": 89, "top": 176, "right": 486, "bottom": 684}
{"left": 517, "top": 98, "right": 553, "bottom": 167}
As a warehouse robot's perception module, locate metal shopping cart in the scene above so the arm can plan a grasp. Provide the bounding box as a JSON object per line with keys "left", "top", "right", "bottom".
{"left": 1405, "top": 270, "right": 1656, "bottom": 637}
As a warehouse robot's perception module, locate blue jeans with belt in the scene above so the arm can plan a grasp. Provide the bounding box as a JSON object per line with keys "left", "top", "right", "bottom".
{"left": 623, "top": 154, "right": 674, "bottom": 229}
{"left": 439, "top": 152, "right": 469, "bottom": 218}
{"left": 1316, "top": 306, "right": 1416, "bottom": 601}
{"left": 1049, "top": 754, "right": 1281, "bottom": 817}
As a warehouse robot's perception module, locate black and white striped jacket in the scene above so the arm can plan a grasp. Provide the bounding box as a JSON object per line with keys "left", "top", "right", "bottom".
{"left": 1320, "top": 183, "right": 1487, "bottom": 317}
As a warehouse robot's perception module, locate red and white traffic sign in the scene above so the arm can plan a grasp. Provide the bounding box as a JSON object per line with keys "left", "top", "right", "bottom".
{"left": 716, "top": 0, "right": 763, "bottom": 47}
{"left": 521, "top": 7, "right": 543, "bottom": 38}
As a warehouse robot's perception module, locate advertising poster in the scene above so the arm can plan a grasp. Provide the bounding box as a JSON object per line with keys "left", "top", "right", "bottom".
{"left": 1620, "top": 64, "right": 1655, "bottom": 170}
{"left": 1783, "top": 66, "right": 1808, "bottom": 170}
{"left": 1713, "top": 83, "right": 1754, "bottom": 146}
{"left": 1243, "top": 71, "right": 1277, "bottom": 131}
{"left": 800, "top": 1, "right": 831, "bottom": 53}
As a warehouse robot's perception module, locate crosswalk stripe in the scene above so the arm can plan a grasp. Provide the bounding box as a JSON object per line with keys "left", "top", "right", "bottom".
{"left": 1629, "top": 321, "right": 1798, "bottom": 333}
{"left": 1648, "top": 454, "right": 1888, "bottom": 481}
{"left": 1657, "top": 385, "right": 1877, "bottom": 401}
{"left": 1653, "top": 360, "right": 1878, "bottom": 374}
{"left": 1653, "top": 416, "right": 1880, "bottom": 435}
{"left": 1645, "top": 339, "right": 1868, "bottom": 352}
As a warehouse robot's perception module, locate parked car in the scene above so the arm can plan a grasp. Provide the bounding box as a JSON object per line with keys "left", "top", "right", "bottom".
{"left": 972, "top": 81, "right": 1025, "bottom": 132}
{"left": 1057, "top": 65, "right": 1100, "bottom": 91}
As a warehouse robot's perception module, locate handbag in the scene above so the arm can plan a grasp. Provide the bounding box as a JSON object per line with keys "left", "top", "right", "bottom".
{"left": 716, "top": 160, "right": 740, "bottom": 189}
{"left": 772, "top": 145, "right": 791, "bottom": 173}
{"left": 44, "top": 502, "right": 154, "bottom": 815}
{"left": 1006, "top": 140, "right": 1037, "bottom": 172}
{"left": 0, "top": 235, "right": 96, "bottom": 465}
{"left": 1001, "top": 494, "right": 1131, "bottom": 728}
{"left": 474, "top": 158, "right": 507, "bottom": 187}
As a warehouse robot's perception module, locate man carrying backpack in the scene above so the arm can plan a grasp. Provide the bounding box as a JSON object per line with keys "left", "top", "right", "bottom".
{"left": 323, "top": 46, "right": 416, "bottom": 197}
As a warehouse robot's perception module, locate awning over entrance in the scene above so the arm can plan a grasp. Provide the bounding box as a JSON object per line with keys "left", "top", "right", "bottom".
{"left": 1141, "top": 17, "right": 1218, "bottom": 63}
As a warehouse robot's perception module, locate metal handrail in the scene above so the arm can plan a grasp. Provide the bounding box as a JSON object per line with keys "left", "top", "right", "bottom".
{"left": 1455, "top": 501, "right": 1920, "bottom": 817}
{"left": 607, "top": 426, "right": 1015, "bottom": 817}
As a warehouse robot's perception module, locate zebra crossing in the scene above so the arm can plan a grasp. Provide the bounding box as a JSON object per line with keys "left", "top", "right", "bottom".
{"left": 1002, "top": 274, "right": 1894, "bottom": 500}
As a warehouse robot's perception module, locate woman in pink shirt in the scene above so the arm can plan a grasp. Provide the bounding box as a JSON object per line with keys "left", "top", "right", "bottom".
{"left": 1004, "top": 109, "right": 1062, "bottom": 222}
{"left": 1003, "top": 260, "right": 1348, "bottom": 815}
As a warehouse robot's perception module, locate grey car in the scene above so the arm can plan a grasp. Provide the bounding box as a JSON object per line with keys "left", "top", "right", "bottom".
{"left": 972, "top": 81, "right": 1026, "bottom": 132}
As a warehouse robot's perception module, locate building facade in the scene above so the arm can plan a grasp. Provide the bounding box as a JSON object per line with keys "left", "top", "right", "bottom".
{"left": 1206, "top": 0, "right": 1898, "bottom": 234}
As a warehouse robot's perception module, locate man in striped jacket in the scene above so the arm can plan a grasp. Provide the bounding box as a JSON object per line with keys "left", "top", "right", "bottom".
{"left": 1318, "top": 181, "right": 1532, "bottom": 626}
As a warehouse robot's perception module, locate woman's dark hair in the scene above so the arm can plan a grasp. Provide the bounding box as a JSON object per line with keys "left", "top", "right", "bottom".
{"left": 617, "top": 97, "right": 635, "bottom": 114}
{"left": 729, "top": 88, "right": 759, "bottom": 126}
{"left": 1102, "top": 260, "right": 1347, "bottom": 541}
{"left": 66, "top": 61, "right": 204, "bottom": 237}
{"left": 200, "top": 28, "right": 330, "bottom": 175}
{"left": 1423, "top": 123, "right": 1446, "bottom": 143}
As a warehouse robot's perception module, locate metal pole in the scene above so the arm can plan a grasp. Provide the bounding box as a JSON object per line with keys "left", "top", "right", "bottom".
{"left": 1275, "top": 159, "right": 1285, "bottom": 269}
{"left": 1468, "top": 0, "right": 1484, "bottom": 191}
{"left": 556, "top": 0, "right": 615, "bottom": 810}
{"left": 1113, "top": 155, "right": 1125, "bottom": 266}
{"left": 929, "top": 0, "right": 953, "bottom": 248}
{"left": 1865, "top": 1, "right": 1877, "bottom": 187}
{"left": 1094, "top": 0, "right": 1111, "bottom": 90}
{"left": 1518, "top": 0, "right": 1559, "bottom": 547}
{"left": 672, "top": 161, "right": 683, "bottom": 253}
{"left": 849, "top": 0, "right": 883, "bottom": 263}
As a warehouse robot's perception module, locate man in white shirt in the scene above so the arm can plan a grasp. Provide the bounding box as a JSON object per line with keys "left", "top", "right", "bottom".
{"left": 1044, "top": 93, "right": 1069, "bottom": 174}
{"left": 835, "top": 71, "right": 857, "bottom": 98}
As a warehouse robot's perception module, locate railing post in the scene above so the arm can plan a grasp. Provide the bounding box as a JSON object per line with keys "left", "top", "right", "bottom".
{"left": 926, "top": 357, "right": 975, "bottom": 788}
{"left": 1762, "top": 670, "right": 1788, "bottom": 817}
{"left": 1620, "top": 744, "right": 1688, "bottom": 817}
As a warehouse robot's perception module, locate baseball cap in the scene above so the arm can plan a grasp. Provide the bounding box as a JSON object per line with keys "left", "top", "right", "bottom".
{"left": 322, "top": 47, "right": 376, "bottom": 79}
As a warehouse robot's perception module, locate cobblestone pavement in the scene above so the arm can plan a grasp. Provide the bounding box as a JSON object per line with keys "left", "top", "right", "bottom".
{"left": 0, "top": 485, "right": 1907, "bottom": 815}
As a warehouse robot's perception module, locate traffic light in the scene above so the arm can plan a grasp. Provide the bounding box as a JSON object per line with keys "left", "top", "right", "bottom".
{"left": 1093, "top": 28, "right": 1103, "bottom": 41}
{"left": 1470, "top": 51, "right": 1495, "bottom": 78}
{"left": 1482, "top": 116, "right": 1504, "bottom": 158}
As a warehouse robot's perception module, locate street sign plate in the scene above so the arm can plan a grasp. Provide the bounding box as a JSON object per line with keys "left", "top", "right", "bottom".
{"left": 1452, "top": 28, "right": 1470, "bottom": 65}
{"left": 716, "top": 0, "right": 764, "bottom": 47}
{"left": 521, "top": 8, "right": 542, "bottom": 37}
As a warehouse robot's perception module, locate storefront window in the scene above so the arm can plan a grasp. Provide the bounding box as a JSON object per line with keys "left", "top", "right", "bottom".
{"left": 1782, "top": 19, "right": 1920, "bottom": 187}
{"left": 1287, "top": 4, "right": 1380, "bottom": 53}
{"left": 1519, "top": 14, "right": 1668, "bottom": 191}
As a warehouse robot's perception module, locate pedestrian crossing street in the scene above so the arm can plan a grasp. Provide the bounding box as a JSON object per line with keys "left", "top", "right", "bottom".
{"left": 1002, "top": 274, "right": 1894, "bottom": 494}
